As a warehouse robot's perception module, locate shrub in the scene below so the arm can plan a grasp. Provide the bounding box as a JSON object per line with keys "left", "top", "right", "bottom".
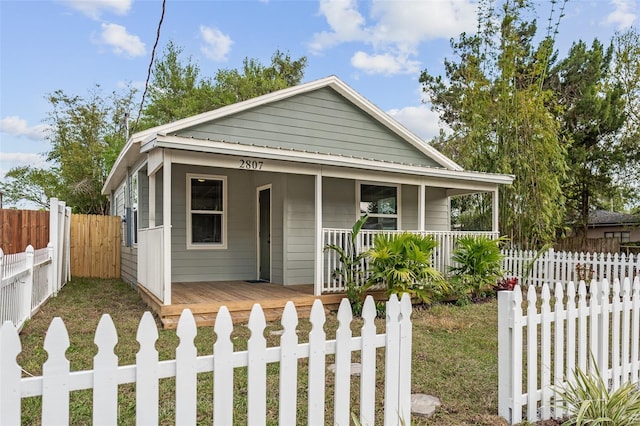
{"left": 555, "top": 366, "right": 640, "bottom": 426}
{"left": 448, "top": 235, "right": 506, "bottom": 302}
{"left": 324, "top": 215, "right": 371, "bottom": 315}
{"left": 366, "top": 232, "right": 448, "bottom": 304}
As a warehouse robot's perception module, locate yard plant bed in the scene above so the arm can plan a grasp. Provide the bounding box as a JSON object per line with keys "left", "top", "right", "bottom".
{"left": 17, "top": 278, "right": 514, "bottom": 425}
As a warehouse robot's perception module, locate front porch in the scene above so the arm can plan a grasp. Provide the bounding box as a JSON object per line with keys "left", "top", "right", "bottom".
{"left": 137, "top": 280, "right": 384, "bottom": 329}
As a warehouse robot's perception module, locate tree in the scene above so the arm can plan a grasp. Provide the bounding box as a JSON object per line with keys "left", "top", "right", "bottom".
{"left": 1, "top": 85, "right": 137, "bottom": 213}
{"left": 546, "top": 40, "right": 627, "bottom": 234}
{"left": 139, "top": 43, "right": 307, "bottom": 129}
{"left": 420, "top": 0, "right": 567, "bottom": 248}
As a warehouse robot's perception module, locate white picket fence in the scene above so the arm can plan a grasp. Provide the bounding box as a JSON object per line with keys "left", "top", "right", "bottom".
{"left": 0, "top": 294, "right": 413, "bottom": 425}
{"left": 0, "top": 198, "right": 71, "bottom": 331}
{"left": 497, "top": 277, "right": 640, "bottom": 424}
{"left": 323, "top": 228, "right": 498, "bottom": 292}
{"left": 502, "top": 248, "right": 640, "bottom": 287}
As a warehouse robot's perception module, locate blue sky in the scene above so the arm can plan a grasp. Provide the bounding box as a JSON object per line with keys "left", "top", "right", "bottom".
{"left": 1, "top": 0, "right": 639, "bottom": 189}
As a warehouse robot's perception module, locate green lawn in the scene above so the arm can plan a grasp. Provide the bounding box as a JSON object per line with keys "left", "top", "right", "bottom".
{"left": 17, "top": 278, "right": 509, "bottom": 425}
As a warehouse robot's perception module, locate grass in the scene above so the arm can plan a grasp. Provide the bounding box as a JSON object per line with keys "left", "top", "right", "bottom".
{"left": 16, "top": 277, "right": 510, "bottom": 425}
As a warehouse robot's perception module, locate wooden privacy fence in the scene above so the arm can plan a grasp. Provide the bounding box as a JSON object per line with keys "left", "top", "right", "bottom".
{"left": 497, "top": 278, "right": 640, "bottom": 425}
{"left": 70, "top": 214, "right": 120, "bottom": 278}
{"left": 0, "top": 295, "right": 412, "bottom": 426}
{"left": 502, "top": 249, "right": 640, "bottom": 287}
{"left": 0, "top": 209, "right": 49, "bottom": 254}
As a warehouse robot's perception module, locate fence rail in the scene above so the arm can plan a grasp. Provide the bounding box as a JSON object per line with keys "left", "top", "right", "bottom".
{"left": 502, "top": 249, "right": 640, "bottom": 287}
{"left": 0, "top": 198, "right": 71, "bottom": 330}
{"left": 0, "top": 295, "right": 412, "bottom": 425}
{"left": 0, "top": 245, "right": 54, "bottom": 331}
{"left": 322, "top": 228, "right": 498, "bottom": 292}
{"left": 498, "top": 277, "right": 640, "bottom": 424}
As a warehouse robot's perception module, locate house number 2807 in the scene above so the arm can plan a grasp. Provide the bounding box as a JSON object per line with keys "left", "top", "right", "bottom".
{"left": 239, "top": 159, "right": 263, "bottom": 170}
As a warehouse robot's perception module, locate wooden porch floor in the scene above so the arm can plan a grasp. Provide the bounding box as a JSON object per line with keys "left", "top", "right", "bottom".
{"left": 137, "top": 281, "right": 354, "bottom": 329}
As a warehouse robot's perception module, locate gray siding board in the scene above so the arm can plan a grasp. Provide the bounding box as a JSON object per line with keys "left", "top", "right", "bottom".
{"left": 121, "top": 247, "right": 137, "bottom": 286}
{"left": 402, "top": 185, "right": 418, "bottom": 230}
{"left": 170, "top": 165, "right": 257, "bottom": 282}
{"left": 425, "top": 187, "right": 449, "bottom": 231}
{"left": 323, "top": 178, "right": 356, "bottom": 229}
{"left": 284, "top": 175, "right": 314, "bottom": 285}
{"left": 175, "top": 87, "right": 441, "bottom": 168}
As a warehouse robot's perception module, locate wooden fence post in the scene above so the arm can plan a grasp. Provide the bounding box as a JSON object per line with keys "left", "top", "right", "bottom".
{"left": 498, "top": 289, "right": 514, "bottom": 424}
{"left": 22, "top": 246, "right": 34, "bottom": 323}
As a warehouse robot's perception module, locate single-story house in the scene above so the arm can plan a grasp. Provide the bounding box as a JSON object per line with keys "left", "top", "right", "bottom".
{"left": 102, "top": 76, "right": 513, "bottom": 325}
{"left": 585, "top": 210, "right": 640, "bottom": 242}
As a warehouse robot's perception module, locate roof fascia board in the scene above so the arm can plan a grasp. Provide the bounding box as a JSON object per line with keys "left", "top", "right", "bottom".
{"left": 152, "top": 134, "right": 514, "bottom": 185}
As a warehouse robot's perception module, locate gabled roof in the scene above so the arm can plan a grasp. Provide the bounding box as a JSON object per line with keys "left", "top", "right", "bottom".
{"left": 588, "top": 210, "right": 640, "bottom": 227}
{"left": 103, "top": 75, "right": 511, "bottom": 195}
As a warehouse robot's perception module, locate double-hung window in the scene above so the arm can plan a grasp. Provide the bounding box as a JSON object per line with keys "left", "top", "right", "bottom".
{"left": 187, "top": 174, "right": 227, "bottom": 249}
{"left": 358, "top": 183, "right": 399, "bottom": 230}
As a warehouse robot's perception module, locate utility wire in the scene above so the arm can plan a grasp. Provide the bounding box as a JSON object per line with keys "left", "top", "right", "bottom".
{"left": 131, "top": 0, "right": 166, "bottom": 135}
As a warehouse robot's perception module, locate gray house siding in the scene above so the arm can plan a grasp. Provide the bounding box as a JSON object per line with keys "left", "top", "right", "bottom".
{"left": 174, "top": 88, "right": 441, "bottom": 168}
{"left": 170, "top": 165, "right": 257, "bottom": 282}
{"left": 284, "top": 174, "right": 315, "bottom": 285}
{"left": 322, "top": 177, "right": 356, "bottom": 229}
{"left": 401, "top": 185, "right": 419, "bottom": 230}
{"left": 425, "top": 187, "right": 449, "bottom": 231}
{"left": 121, "top": 247, "right": 137, "bottom": 286}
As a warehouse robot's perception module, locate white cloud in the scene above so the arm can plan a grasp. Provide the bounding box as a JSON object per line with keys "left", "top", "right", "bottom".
{"left": 310, "top": 0, "right": 477, "bottom": 75}
{"left": 98, "top": 23, "right": 146, "bottom": 57}
{"left": 61, "top": 0, "right": 132, "bottom": 20}
{"left": 200, "top": 26, "right": 233, "bottom": 61}
{"left": 0, "top": 152, "right": 47, "bottom": 168}
{"left": 351, "top": 51, "right": 420, "bottom": 75}
{"left": 387, "top": 104, "right": 447, "bottom": 142}
{"left": 605, "top": 0, "right": 638, "bottom": 29}
{"left": 0, "top": 116, "right": 50, "bottom": 141}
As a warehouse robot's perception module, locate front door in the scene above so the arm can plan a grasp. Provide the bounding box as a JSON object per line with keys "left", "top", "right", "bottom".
{"left": 258, "top": 186, "right": 271, "bottom": 281}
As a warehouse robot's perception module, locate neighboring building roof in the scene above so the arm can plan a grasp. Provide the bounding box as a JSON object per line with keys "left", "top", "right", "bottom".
{"left": 588, "top": 209, "right": 640, "bottom": 227}
{"left": 102, "top": 75, "right": 514, "bottom": 195}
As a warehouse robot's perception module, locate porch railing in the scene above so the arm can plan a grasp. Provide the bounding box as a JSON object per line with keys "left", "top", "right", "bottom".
{"left": 137, "top": 226, "right": 164, "bottom": 302}
{"left": 322, "top": 229, "right": 499, "bottom": 293}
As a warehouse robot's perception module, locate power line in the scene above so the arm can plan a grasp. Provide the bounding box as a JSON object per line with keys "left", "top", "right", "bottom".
{"left": 131, "top": 0, "right": 166, "bottom": 135}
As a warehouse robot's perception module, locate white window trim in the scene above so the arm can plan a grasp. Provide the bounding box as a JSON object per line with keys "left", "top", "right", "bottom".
{"left": 186, "top": 173, "right": 228, "bottom": 250}
{"left": 356, "top": 181, "right": 401, "bottom": 229}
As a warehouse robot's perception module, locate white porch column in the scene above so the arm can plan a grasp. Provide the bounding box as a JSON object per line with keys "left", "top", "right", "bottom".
{"left": 148, "top": 172, "right": 156, "bottom": 227}
{"left": 314, "top": 171, "right": 323, "bottom": 296}
{"left": 492, "top": 188, "right": 499, "bottom": 234}
{"left": 162, "top": 152, "right": 172, "bottom": 305}
{"left": 418, "top": 184, "right": 426, "bottom": 231}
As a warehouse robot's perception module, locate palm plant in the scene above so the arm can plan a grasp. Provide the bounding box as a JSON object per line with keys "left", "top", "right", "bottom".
{"left": 324, "top": 215, "right": 370, "bottom": 315}
{"left": 555, "top": 365, "right": 640, "bottom": 426}
{"left": 366, "top": 232, "right": 447, "bottom": 304}
{"left": 448, "top": 235, "right": 506, "bottom": 302}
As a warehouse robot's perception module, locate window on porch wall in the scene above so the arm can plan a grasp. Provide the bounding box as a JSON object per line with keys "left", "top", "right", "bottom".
{"left": 359, "top": 183, "right": 398, "bottom": 230}
{"left": 187, "top": 174, "right": 227, "bottom": 249}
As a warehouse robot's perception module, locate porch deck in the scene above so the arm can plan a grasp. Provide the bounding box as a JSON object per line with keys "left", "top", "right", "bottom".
{"left": 137, "top": 281, "right": 358, "bottom": 329}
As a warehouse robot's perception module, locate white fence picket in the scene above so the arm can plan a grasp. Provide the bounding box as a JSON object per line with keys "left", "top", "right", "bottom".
{"left": 334, "top": 298, "right": 353, "bottom": 426}
{"left": 0, "top": 321, "right": 21, "bottom": 425}
{"left": 176, "top": 309, "right": 197, "bottom": 425}
{"left": 279, "top": 302, "right": 299, "bottom": 425}
{"left": 1, "top": 297, "right": 411, "bottom": 425}
{"left": 498, "top": 277, "right": 640, "bottom": 425}
{"left": 213, "top": 306, "right": 234, "bottom": 425}
{"left": 42, "top": 317, "right": 70, "bottom": 426}
{"left": 307, "top": 299, "right": 326, "bottom": 425}
{"left": 384, "top": 294, "right": 401, "bottom": 426}
{"left": 93, "top": 315, "right": 119, "bottom": 425}
{"left": 248, "top": 303, "right": 267, "bottom": 426}
{"left": 359, "top": 296, "right": 377, "bottom": 426}
{"left": 136, "top": 312, "right": 159, "bottom": 426}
